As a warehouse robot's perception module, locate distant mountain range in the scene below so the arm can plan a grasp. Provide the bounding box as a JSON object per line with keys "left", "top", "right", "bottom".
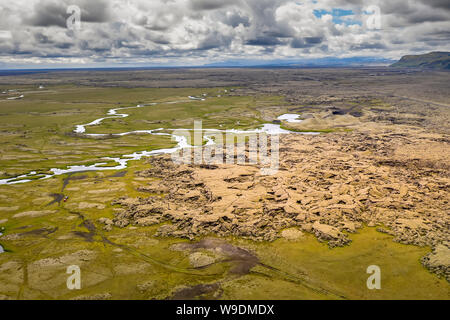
{"left": 202, "top": 56, "right": 395, "bottom": 68}
{"left": 4, "top": 53, "right": 450, "bottom": 71}
{"left": 391, "top": 52, "right": 450, "bottom": 69}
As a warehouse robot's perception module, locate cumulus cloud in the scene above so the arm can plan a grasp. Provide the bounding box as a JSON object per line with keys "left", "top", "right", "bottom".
{"left": 0, "top": 0, "right": 448, "bottom": 67}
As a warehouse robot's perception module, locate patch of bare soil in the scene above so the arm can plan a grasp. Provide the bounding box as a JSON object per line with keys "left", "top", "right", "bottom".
{"left": 170, "top": 283, "right": 221, "bottom": 300}
{"left": 172, "top": 238, "right": 260, "bottom": 275}
{"left": 47, "top": 193, "right": 64, "bottom": 206}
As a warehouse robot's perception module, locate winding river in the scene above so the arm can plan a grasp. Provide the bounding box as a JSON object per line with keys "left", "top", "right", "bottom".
{"left": 0, "top": 97, "right": 316, "bottom": 185}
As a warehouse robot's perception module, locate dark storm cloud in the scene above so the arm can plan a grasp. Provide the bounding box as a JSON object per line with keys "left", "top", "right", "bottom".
{"left": 145, "top": 32, "right": 171, "bottom": 45}
{"left": 25, "top": 0, "right": 111, "bottom": 27}
{"left": 291, "top": 37, "right": 323, "bottom": 49}
{"left": 263, "top": 30, "right": 293, "bottom": 38}
{"left": 350, "top": 42, "right": 387, "bottom": 50}
{"left": 246, "top": 36, "right": 283, "bottom": 46}
{"left": 79, "top": 0, "right": 111, "bottom": 23}
{"left": 406, "top": 11, "right": 450, "bottom": 24}
{"left": 381, "top": 0, "right": 450, "bottom": 23}
{"left": 196, "top": 31, "right": 233, "bottom": 50}
{"left": 423, "top": 0, "right": 450, "bottom": 11}
{"left": 26, "top": 1, "right": 67, "bottom": 27}
{"left": 306, "top": 37, "right": 323, "bottom": 44}
{"left": 54, "top": 42, "right": 73, "bottom": 49}
{"left": 34, "top": 32, "right": 52, "bottom": 44}
{"left": 189, "top": 0, "right": 241, "bottom": 11}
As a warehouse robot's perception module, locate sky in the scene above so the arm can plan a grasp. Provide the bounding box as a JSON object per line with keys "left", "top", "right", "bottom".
{"left": 0, "top": 0, "right": 449, "bottom": 68}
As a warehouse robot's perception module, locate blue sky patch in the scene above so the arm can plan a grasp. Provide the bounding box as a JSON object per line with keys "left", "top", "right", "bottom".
{"left": 313, "top": 8, "right": 362, "bottom": 26}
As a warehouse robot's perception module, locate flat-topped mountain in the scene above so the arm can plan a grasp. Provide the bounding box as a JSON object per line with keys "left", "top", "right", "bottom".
{"left": 391, "top": 52, "right": 450, "bottom": 69}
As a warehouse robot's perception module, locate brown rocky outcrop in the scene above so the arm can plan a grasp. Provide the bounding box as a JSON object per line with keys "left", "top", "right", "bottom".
{"left": 107, "top": 130, "right": 449, "bottom": 278}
